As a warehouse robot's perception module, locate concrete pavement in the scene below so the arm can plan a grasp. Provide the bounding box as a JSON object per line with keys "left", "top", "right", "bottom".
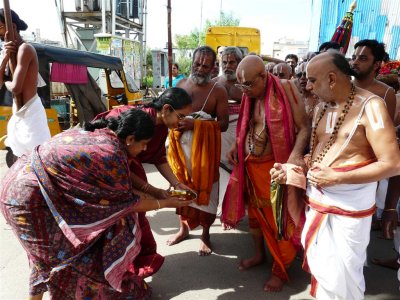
{"left": 0, "top": 152, "right": 399, "bottom": 299}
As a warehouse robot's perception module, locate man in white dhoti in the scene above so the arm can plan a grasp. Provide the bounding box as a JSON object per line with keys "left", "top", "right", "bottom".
{"left": 0, "top": 9, "right": 50, "bottom": 162}
{"left": 270, "top": 51, "right": 400, "bottom": 299}
{"left": 167, "top": 46, "right": 229, "bottom": 255}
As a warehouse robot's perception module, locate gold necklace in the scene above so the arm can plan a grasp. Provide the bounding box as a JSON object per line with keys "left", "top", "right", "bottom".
{"left": 308, "top": 84, "right": 356, "bottom": 168}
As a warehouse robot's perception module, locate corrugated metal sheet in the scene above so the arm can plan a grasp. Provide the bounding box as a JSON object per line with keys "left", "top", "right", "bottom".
{"left": 311, "top": 0, "right": 400, "bottom": 59}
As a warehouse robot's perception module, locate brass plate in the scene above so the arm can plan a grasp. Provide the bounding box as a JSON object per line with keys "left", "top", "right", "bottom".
{"left": 169, "top": 189, "right": 197, "bottom": 200}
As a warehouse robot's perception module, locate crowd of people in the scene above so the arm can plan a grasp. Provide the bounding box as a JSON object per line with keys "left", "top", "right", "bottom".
{"left": 0, "top": 8, "right": 400, "bottom": 300}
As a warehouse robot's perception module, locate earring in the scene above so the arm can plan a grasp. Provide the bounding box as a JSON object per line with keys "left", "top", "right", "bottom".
{"left": 126, "top": 143, "right": 131, "bottom": 146}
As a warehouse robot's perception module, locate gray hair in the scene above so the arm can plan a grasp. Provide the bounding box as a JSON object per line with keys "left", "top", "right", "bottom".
{"left": 221, "top": 46, "right": 243, "bottom": 62}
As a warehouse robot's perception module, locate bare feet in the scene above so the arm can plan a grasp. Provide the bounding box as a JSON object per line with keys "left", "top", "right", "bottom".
{"left": 166, "top": 227, "right": 189, "bottom": 246}
{"left": 371, "top": 257, "right": 400, "bottom": 270}
{"left": 263, "top": 275, "right": 284, "bottom": 292}
{"left": 238, "top": 255, "right": 265, "bottom": 271}
{"left": 198, "top": 232, "right": 212, "bottom": 256}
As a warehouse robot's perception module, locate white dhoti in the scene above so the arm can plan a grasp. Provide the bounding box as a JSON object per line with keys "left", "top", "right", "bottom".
{"left": 220, "top": 114, "right": 238, "bottom": 172}
{"left": 180, "top": 129, "right": 219, "bottom": 214}
{"left": 302, "top": 182, "right": 377, "bottom": 300}
{"left": 5, "top": 94, "right": 51, "bottom": 157}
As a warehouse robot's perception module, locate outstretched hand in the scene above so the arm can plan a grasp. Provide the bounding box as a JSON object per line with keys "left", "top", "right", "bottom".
{"left": 163, "top": 195, "right": 194, "bottom": 208}
{"left": 174, "top": 182, "right": 196, "bottom": 194}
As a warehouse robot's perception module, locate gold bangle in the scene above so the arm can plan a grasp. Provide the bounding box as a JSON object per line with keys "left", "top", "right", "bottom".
{"left": 156, "top": 200, "right": 161, "bottom": 211}
{"left": 384, "top": 208, "right": 397, "bottom": 212}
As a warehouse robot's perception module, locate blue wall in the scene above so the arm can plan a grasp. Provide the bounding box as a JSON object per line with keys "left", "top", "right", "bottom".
{"left": 318, "top": 0, "right": 400, "bottom": 59}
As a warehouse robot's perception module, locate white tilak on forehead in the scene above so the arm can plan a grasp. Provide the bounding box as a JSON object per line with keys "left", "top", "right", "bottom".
{"left": 359, "top": 46, "right": 367, "bottom": 55}
{"left": 279, "top": 65, "right": 283, "bottom": 73}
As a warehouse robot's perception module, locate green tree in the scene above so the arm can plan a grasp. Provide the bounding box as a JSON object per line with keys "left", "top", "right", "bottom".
{"left": 142, "top": 48, "right": 153, "bottom": 88}
{"left": 174, "top": 11, "right": 240, "bottom": 49}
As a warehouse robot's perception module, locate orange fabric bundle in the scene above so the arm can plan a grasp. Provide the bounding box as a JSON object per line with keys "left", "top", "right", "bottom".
{"left": 168, "top": 120, "right": 221, "bottom": 205}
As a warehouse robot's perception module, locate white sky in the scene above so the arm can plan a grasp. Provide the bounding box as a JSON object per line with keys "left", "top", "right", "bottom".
{"left": 3, "top": 0, "right": 312, "bottom": 54}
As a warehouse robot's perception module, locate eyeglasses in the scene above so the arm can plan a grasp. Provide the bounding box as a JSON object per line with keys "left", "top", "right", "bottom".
{"left": 170, "top": 106, "right": 185, "bottom": 120}
{"left": 296, "top": 72, "right": 307, "bottom": 78}
{"left": 234, "top": 75, "right": 262, "bottom": 91}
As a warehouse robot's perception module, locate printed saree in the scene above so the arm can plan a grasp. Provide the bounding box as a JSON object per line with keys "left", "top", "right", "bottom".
{"left": 0, "top": 128, "right": 163, "bottom": 299}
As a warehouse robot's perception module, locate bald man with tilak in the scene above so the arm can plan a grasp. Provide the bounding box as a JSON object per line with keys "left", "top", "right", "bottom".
{"left": 271, "top": 51, "right": 400, "bottom": 299}
{"left": 273, "top": 62, "right": 292, "bottom": 80}
{"left": 222, "top": 55, "right": 309, "bottom": 292}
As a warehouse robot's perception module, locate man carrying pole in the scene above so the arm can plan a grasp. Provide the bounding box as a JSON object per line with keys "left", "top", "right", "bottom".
{"left": 0, "top": 4, "right": 50, "bottom": 163}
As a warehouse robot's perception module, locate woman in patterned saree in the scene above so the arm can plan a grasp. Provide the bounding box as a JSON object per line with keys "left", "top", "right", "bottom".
{"left": 0, "top": 109, "right": 192, "bottom": 300}
{"left": 94, "top": 87, "right": 193, "bottom": 198}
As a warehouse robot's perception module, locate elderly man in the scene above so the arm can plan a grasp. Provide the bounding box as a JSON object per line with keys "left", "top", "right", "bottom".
{"left": 222, "top": 55, "right": 309, "bottom": 292}
{"left": 350, "top": 39, "right": 399, "bottom": 240}
{"left": 167, "top": 46, "right": 229, "bottom": 256}
{"left": 295, "top": 61, "right": 319, "bottom": 121}
{"left": 273, "top": 62, "right": 292, "bottom": 80}
{"left": 212, "top": 46, "right": 243, "bottom": 172}
{"left": 271, "top": 51, "right": 400, "bottom": 299}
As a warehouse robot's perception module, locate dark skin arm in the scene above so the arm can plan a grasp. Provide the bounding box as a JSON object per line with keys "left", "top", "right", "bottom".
{"left": 381, "top": 175, "right": 400, "bottom": 239}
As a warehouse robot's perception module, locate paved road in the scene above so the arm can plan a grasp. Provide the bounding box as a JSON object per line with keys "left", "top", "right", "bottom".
{"left": 0, "top": 151, "right": 398, "bottom": 299}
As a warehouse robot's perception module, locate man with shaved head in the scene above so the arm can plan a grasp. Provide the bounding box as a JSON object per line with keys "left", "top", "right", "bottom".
{"left": 265, "top": 62, "right": 276, "bottom": 74}
{"left": 272, "top": 62, "right": 292, "bottom": 80}
{"left": 271, "top": 51, "right": 400, "bottom": 299}
{"left": 222, "top": 55, "right": 309, "bottom": 292}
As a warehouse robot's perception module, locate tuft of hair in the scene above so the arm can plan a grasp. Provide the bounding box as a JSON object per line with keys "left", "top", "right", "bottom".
{"left": 84, "top": 109, "right": 154, "bottom": 141}
{"left": 285, "top": 54, "right": 299, "bottom": 63}
{"left": 318, "top": 41, "right": 340, "bottom": 52}
{"left": 144, "top": 87, "right": 192, "bottom": 111}
{"left": 354, "top": 39, "right": 386, "bottom": 62}
{"left": 328, "top": 50, "right": 356, "bottom": 77}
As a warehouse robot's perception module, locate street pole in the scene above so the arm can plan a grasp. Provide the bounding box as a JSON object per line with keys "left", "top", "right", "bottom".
{"left": 167, "top": 0, "right": 172, "bottom": 88}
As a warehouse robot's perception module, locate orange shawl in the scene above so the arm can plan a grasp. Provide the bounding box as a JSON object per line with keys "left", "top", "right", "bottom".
{"left": 167, "top": 120, "right": 221, "bottom": 205}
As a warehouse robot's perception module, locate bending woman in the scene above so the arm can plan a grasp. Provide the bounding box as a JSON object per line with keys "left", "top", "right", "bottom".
{"left": 94, "top": 87, "right": 193, "bottom": 197}
{"left": 0, "top": 109, "right": 192, "bottom": 300}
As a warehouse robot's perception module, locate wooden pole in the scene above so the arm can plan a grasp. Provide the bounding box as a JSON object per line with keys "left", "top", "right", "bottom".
{"left": 167, "top": 0, "right": 172, "bottom": 88}
{"left": 2, "top": 0, "right": 16, "bottom": 71}
{"left": 2, "top": 0, "right": 22, "bottom": 110}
